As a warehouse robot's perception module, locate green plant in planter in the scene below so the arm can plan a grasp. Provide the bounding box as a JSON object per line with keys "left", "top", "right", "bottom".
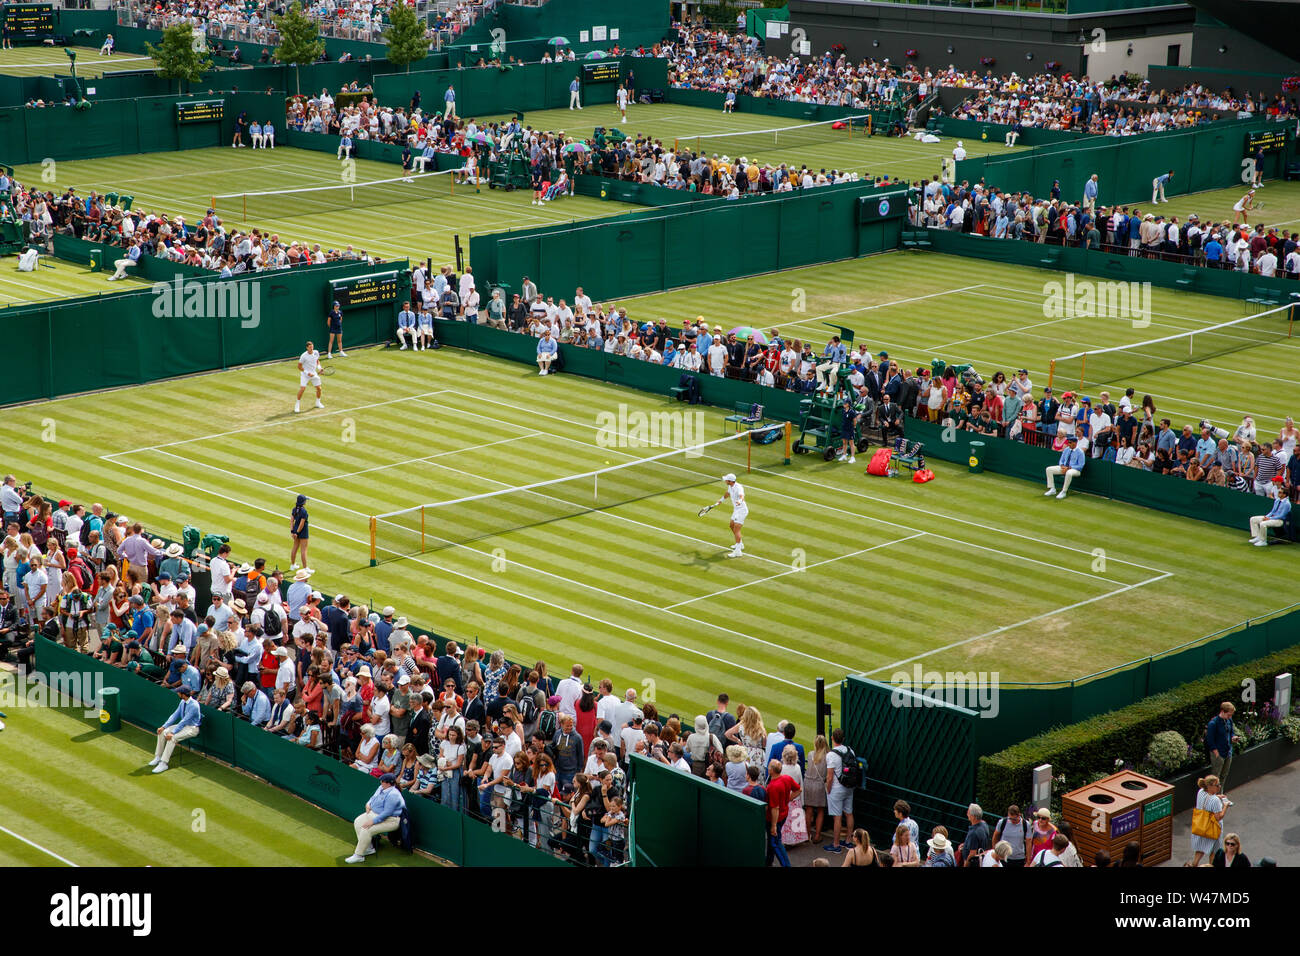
{"left": 1146, "top": 730, "right": 1190, "bottom": 775}
{"left": 1281, "top": 716, "right": 1300, "bottom": 745}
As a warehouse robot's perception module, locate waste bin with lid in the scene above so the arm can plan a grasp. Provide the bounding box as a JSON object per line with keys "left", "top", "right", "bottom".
{"left": 99, "top": 686, "right": 121, "bottom": 733}
{"left": 968, "top": 441, "right": 985, "bottom": 474}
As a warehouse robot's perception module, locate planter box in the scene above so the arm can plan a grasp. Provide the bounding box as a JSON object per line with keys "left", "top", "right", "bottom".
{"left": 1166, "top": 737, "right": 1300, "bottom": 813}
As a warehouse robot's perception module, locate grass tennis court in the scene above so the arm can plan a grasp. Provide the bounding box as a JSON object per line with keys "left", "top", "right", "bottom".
{"left": 1, "top": 250, "right": 1293, "bottom": 731}
{"left": 0, "top": 45, "right": 155, "bottom": 78}
{"left": 0, "top": 257, "right": 151, "bottom": 307}
{"left": 0, "top": 686, "right": 438, "bottom": 866}
{"left": 11, "top": 145, "right": 641, "bottom": 263}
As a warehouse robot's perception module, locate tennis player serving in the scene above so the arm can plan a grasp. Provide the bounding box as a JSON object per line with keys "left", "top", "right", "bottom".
{"left": 700, "top": 473, "right": 747, "bottom": 558}
{"left": 294, "top": 340, "right": 324, "bottom": 413}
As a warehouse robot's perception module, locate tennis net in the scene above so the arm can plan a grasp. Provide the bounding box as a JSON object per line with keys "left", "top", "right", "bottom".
{"left": 368, "top": 422, "right": 792, "bottom": 563}
{"left": 674, "top": 115, "right": 872, "bottom": 161}
{"left": 1049, "top": 301, "right": 1296, "bottom": 391}
{"left": 212, "top": 168, "right": 455, "bottom": 222}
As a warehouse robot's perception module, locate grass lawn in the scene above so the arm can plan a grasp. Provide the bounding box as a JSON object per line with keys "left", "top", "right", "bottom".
{"left": 0, "top": 257, "right": 152, "bottom": 308}
{"left": 1, "top": 249, "right": 1293, "bottom": 731}
{"left": 1142, "top": 180, "right": 1300, "bottom": 237}
{"left": 10, "top": 146, "right": 641, "bottom": 264}
{"left": 0, "top": 45, "right": 155, "bottom": 78}
{"left": 0, "top": 687, "right": 439, "bottom": 866}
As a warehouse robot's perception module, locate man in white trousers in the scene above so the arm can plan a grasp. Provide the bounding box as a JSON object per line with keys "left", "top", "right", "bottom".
{"left": 569, "top": 75, "right": 582, "bottom": 109}
{"left": 1044, "top": 434, "right": 1086, "bottom": 500}
{"left": 148, "top": 685, "right": 202, "bottom": 774}
{"left": 346, "top": 772, "right": 406, "bottom": 863}
{"left": 1248, "top": 478, "right": 1291, "bottom": 545}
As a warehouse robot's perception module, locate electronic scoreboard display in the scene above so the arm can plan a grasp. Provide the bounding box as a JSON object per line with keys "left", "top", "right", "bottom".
{"left": 1245, "top": 128, "right": 1287, "bottom": 154}
{"left": 2, "top": 3, "right": 55, "bottom": 39}
{"left": 175, "top": 99, "right": 225, "bottom": 124}
{"left": 582, "top": 61, "right": 620, "bottom": 84}
{"left": 330, "top": 271, "right": 401, "bottom": 310}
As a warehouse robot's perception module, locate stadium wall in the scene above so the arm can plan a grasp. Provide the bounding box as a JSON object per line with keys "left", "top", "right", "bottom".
{"left": 469, "top": 180, "right": 907, "bottom": 300}
{"left": 443, "top": 0, "right": 670, "bottom": 67}
{"left": 664, "top": 87, "right": 904, "bottom": 129}
{"left": 33, "top": 636, "right": 567, "bottom": 867}
{"left": 0, "top": 252, "right": 408, "bottom": 406}
{"left": 955, "top": 116, "right": 1291, "bottom": 205}
{"left": 920, "top": 228, "right": 1300, "bottom": 304}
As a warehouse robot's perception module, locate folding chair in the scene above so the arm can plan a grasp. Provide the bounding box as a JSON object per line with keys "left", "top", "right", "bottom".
{"left": 889, "top": 437, "right": 926, "bottom": 477}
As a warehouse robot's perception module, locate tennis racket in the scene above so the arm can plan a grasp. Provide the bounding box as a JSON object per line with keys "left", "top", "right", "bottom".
{"left": 1254, "top": 199, "right": 1265, "bottom": 212}
{"left": 319, "top": 365, "right": 337, "bottom": 376}
{"left": 697, "top": 504, "right": 715, "bottom": 517}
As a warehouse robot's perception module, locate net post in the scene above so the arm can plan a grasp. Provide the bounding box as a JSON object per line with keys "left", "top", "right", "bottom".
{"left": 368, "top": 516, "right": 377, "bottom": 567}
{"left": 784, "top": 421, "right": 792, "bottom": 465}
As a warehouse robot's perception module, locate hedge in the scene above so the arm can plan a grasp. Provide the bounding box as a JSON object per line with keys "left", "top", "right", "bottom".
{"left": 977, "top": 643, "right": 1300, "bottom": 812}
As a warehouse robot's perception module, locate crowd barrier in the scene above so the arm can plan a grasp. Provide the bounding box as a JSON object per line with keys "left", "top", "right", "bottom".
{"left": 470, "top": 179, "right": 906, "bottom": 300}
{"left": 955, "top": 117, "right": 1292, "bottom": 205}
{"left": 34, "top": 636, "right": 566, "bottom": 867}
{"left": 920, "top": 227, "right": 1300, "bottom": 304}
{"left": 664, "top": 86, "right": 902, "bottom": 129}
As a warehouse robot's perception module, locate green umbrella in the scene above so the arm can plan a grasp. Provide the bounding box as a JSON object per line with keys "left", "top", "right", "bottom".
{"left": 562, "top": 141, "right": 590, "bottom": 154}
{"left": 466, "top": 131, "right": 494, "bottom": 146}
{"left": 548, "top": 36, "right": 570, "bottom": 46}
{"left": 584, "top": 50, "right": 607, "bottom": 60}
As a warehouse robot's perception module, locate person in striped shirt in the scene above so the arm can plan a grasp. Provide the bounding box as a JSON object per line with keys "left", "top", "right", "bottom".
{"left": 1253, "top": 442, "right": 1282, "bottom": 496}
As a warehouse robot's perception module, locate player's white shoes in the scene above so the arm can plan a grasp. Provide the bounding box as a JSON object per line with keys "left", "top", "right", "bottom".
{"left": 848, "top": 455, "right": 856, "bottom": 464}
{"left": 345, "top": 854, "right": 366, "bottom": 863}
{"left": 294, "top": 401, "right": 300, "bottom": 413}
{"left": 1056, "top": 491, "right": 1068, "bottom": 500}
{"left": 1044, "top": 488, "right": 1055, "bottom": 496}
{"left": 399, "top": 343, "right": 407, "bottom": 349}
{"left": 338, "top": 350, "right": 348, "bottom": 357}
{"left": 152, "top": 762, "right": 168, "bottom": 774}
{"left": 315, "top": 399, "right": 324, "bottom": 409}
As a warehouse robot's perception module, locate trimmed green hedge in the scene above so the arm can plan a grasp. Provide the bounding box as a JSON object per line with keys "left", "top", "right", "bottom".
{"left": 977, "top": 643, "right": 1300, "bottom": 812}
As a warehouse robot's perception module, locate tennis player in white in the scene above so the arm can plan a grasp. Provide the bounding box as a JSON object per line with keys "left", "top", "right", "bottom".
{"left": 616, "top": 84, "right": 630, "bottom": 123}
{"left": 295, "top": 340, "right": 324, "bottom": 413}
{"left": 709, "top": 473, "right": 747, "bottom": 558}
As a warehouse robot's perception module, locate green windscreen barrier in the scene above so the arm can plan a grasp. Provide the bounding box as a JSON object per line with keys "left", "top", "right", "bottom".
{"left": 627, "top": 754, "right": 765, "bottom": 866}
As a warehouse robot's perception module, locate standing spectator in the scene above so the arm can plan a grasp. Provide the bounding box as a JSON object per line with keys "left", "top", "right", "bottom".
{"left": 803, "top": 735, "right": 829, "bottom": 843}
{"left": 823, "top": 727, "right": 857, "bottom": 853}
{"left": 992, "top": 804, "right": 1031, "bottom": 867}
{"left": 1205, "top": 702, "right": 1241, "bottom": 791}
{"left": 1212, "top": 833, "right": 1251, "bottom": 868}
{"left": 764, "top": 759, "right": 799, "bottom": 867}
{"left": 962, "top": 803, "right": 992, "bottom": 863}
{"left": 290, "top": 494, "right": 310, "bottom": 570}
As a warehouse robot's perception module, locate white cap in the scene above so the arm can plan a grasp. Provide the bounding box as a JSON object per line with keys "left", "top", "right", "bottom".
{"left": 722, "top": 473, "right": 737, "bottom": 482}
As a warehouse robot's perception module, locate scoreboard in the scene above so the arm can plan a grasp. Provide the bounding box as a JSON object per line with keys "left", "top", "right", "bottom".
{"left": 330, "top": 271, "right": 401, "bottom": 310}
{"left": 1245, "top": 128, "right": 1287, "bottom": 155}
{"left": 582, "top": 61, "right": 620, "bottom": 84}
{"left": 2, "top": 3, "right": 55, "bottom": 39}
{"left": 176, "top": 99, "right": 225, "bottom": 124}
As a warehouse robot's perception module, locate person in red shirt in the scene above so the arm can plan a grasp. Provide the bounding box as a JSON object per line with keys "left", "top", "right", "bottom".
{"left": 258, "top": 639, "right": 278, "bottom": 693}
{"left": 765, "top": 759, "right": 800, "bottom": 867}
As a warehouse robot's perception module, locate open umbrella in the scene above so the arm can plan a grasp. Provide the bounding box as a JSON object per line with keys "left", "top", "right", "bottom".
{"left": 548, "top": 36, "right": 570, "bottom": 46}
{"left": 561, "top": 141, "right": 590, "bottom": 154}
{"left": 729, "top": 326, "right": 768, "bottom": 346}
{"left": 584, "top": 50, "right": 607, "bottom": 60}
{"left": 466, "top": 131, "right": 494, "bottom": 146}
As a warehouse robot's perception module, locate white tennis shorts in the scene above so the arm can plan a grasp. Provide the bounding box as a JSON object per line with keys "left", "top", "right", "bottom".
{"left": 300, "top": 372, "right": 321, "bottom": 387}
{"left": 731, "top": 506, "right": 748, "bottom": 525}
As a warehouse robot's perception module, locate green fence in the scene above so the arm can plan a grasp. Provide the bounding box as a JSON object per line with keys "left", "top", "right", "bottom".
{"left": 921, "top": 227, "right": 1300, "bottom": 305}
{"left": 440, "top": 0, "right": 669, "bottom": 68}
{"left": 626, "top": 754, "right": 765, "bottom": 866}
{"left": 34, "top": 636, "right": 567, "bottom": 867}
{"left": 470, "top": 180, "right": 906, "bottom": 300}
{"left": 370, "top": 56, "right": 666, "bottom": 120}
{"left": 666, "top": 86, "right": 899, "bottom": 128}
{"left": 929, "top": 115, "right": 1088, "bottom": 148}
{"left": 0, "top": 252, "right": 407, "bottom": 405}
{"left": 956, "top": 118, "right": 1292, "bottom": 205}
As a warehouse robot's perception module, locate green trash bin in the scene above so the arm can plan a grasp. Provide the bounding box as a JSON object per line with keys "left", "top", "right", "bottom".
{"left": 969, "top": 440, "right": 986, "bottom": 474}
{"left": 99, "top": 686, "right": 121, "bottom": 733}
{"left": 88, "top": 248, "right": 103, "bottom": 272}
{"left": 182, "top": 525, "right": 202, "bottom": 558}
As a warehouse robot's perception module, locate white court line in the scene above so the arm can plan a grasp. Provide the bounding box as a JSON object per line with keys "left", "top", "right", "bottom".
{"left": 287, "top": 433, "right": 541, "bottom": 488}
{"left": 122, "top": 441, "right": 853, "bottom": 672}
{"left": 774, "top": 284, "right": 986, "bottom": 333}
{"left": 97, "top": 452, "right": 818, "bottom": 693}
{"left": 105, "top": 389, "right": 449, "bottom": 457}
{"left": 0, "top": 823, "right": 79, "bottom": 867}
{"left": 861, "top": 572, "right": 1175, "bottom": 677}
{"left": 664, "top": 533, "right": 926, "bottom": 609}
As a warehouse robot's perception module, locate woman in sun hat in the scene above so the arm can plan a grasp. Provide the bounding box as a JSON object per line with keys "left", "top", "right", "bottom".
{"left": 289, "top": 494, "right": 309, "bottom": 571}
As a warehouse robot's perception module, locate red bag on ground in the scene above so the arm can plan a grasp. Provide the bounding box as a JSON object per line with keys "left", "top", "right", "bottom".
{"left": 913, "top": 469, "right": 935, "bottom": 483}
{"left": 866, "top": 448, "right": 892, "bottom": 476}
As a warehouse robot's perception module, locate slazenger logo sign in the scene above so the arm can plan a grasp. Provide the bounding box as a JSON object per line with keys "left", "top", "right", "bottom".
{"left": 50, "top": 886, "right": 152, "bottom": 936}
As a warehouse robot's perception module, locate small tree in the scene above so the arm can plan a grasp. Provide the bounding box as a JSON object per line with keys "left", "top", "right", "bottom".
{"left": 274, "top": 1, "right": 326, "bottom": 94}
{"left": 384, "top": 3, "right": 428, "bottom": 73}
{"left": 145, "top": 23, "right": 213, "bottom": 95}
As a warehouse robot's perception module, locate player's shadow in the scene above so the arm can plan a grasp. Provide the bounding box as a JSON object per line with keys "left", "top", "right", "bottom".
{"left": 684, "top": 549, "right": 725, "bottom": 568}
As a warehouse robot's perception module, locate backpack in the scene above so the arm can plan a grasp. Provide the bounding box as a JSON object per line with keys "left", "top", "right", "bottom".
{"left": 538, "top": 708, "right": 558, "bottom": 740}
{"left": 517, "top": 689, "right": 539, "bottom": 725}
{"left": 834, "top": 745, "right": 862, "bottom": 789}
{"left": 263, "top": 604, "right": 282, "bottom": 636}
{"left": 706, "top": 709, "right": 729, "bottom": 741}
{"left": 67, "top": 556, "right": 92, "bottom": 591}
